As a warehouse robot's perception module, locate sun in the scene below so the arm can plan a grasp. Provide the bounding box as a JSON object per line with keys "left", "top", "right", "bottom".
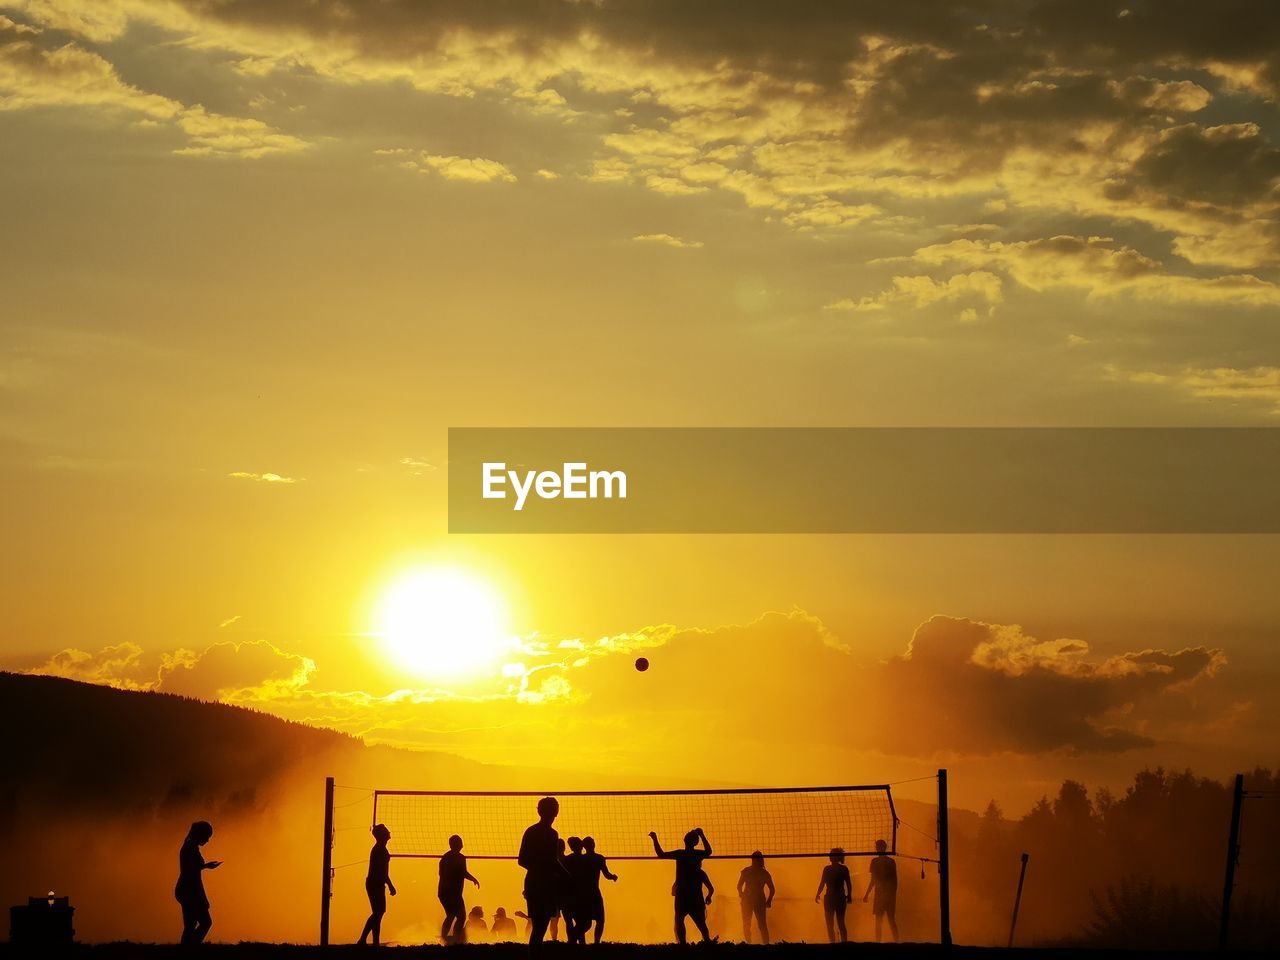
{"left": 373, "top": 567, "right": 511, "bottom": 679}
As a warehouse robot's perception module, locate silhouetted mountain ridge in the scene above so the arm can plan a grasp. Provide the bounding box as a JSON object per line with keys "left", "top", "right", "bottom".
{"left": 0, "top": 671, "right": 371, "bottom": 822}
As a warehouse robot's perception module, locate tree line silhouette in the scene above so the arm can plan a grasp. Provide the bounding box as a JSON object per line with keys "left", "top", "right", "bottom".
{"left": 956, "top": 767, "right": 1280, "bottom": 948}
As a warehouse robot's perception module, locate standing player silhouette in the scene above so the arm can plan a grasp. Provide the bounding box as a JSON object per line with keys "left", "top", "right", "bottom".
{"left": 358, "top": 823, "right": 396, "bottom": 946}
{"left": 563, "top": 836, "right": 588, "bottom": 944}
{"left": 578, "top": 836, "right": 619, "bottom": 943}
{"left": 737, "top": 851, "right": 775, "bottom": 944}
{"left": 175, "top": 820, "right": 221, "bottom": 946}
{"left": 864, "top": 839, "right": 899, "bottom": 942}
{"left": 650, "top": 827, "right": 715, "bottom": 944}
{"left": 815, "top": 847, "right": 852, "bottom": 943}
{"left": 174, "top": 819, "right": 221, "bottom": 947}
{"left": 439, "top": 834, "right": 480, "bottom": 943}
{"left": 519, "top": 797, "right": 570, "bottom": 956}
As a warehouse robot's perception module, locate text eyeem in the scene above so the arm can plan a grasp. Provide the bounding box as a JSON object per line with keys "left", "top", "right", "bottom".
{"left": 482, "top": 462, "right": 628, "bottom": 511}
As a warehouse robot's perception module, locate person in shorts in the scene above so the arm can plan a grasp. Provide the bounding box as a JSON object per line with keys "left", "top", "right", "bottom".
{"left": 650, "top": 827, "right": 715, "bottom": 944}
{"left": 439, "top": 833, "right": 479, "bottom": 943}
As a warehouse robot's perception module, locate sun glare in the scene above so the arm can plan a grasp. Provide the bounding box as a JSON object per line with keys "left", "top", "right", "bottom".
{"left": 374, "top": 568, "right": 511, "bottom": 679}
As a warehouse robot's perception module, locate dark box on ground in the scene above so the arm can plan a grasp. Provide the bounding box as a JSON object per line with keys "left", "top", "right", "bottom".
{"left": 8, "top": 896, "right": 74, "bottom": 946}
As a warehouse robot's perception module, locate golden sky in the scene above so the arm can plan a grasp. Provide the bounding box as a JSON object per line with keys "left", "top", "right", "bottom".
{"left": 2, "top": 0, "right": 1279, "bottom": 811}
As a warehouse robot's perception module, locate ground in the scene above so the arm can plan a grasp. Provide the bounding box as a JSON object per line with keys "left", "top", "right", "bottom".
{"left": 0, "top": 945, "right": 1271, "bottom": 959}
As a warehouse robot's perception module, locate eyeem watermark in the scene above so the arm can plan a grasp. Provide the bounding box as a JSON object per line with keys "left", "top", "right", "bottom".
{"left": 482, "top": 461, "right": 628, "bottom": 511}
{"left": 450, "top": 427, "right": 1280, "bottom": 533}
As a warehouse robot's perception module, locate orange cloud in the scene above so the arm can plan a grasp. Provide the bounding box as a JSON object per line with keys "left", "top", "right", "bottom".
{"left": 25, "top": 639, "right": 314, "bottom": 701}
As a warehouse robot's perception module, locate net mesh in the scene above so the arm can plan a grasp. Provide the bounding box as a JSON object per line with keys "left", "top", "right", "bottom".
{"left": 373, "top": 786, "right": 896, "bottom": 860}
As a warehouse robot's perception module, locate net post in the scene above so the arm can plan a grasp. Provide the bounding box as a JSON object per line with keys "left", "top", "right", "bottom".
{"left": 1007, "top": 852, "right": 1029, "bottom": 948}
{"left": 937, "top": 768, "right": 952, "bottom": 947}
{"left": 320, "top": 776, "right": 334, "bottom": 947}
{"left": 1219, "top": 772, "right": 1244, "bottom": 949}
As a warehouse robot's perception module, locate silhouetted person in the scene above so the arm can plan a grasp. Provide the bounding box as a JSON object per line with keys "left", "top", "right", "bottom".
{"left": 175, "top": 820, "right": 221, "bottom": 945}
{"left": 737, "top": 850, "right": 775, "bottom": 944}
{"left": 864, "top": 839, "right": 899, "bottom": 942}
{"left": 815, "top": 847, "right": 852, "bottom": 943}
{"left": 673, "top": 871, "right": 714, "bottom": 903}
{"left": 358, "top": 823, "right": 396, "bottom": 946}
{"left": 439, "top": 834, "right": 479, "bottom": 943}
{"left": 579, "top": 836, "right": 618, "bottom": 944}
{"left": 650, "top": 827, "right": 715, "bottom": 943}
{"left": 465, "top": 905, "right": 489, "bottom": 940}
{"left": 516, "top": 908, "right": 556, "bottom": 940}
{"left": 519, "top": 796, "right": 569, "bottom": 956}
{"left": 563, "top": 836, "right": 588, "bottom": 944}
{"left": 492, "top": 907, "right": 518, "bottom": 940}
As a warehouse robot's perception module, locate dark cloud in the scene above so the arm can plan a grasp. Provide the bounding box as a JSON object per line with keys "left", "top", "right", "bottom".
{"left": 1122, "top": 122, "right": 1280, "bottom": 207}
{"left": 1028, "top": 0, "right": 1280, "bottom": 92}
{"left": 8, "top": 0, "right": 1280, "bottom": 267}
{"left": 558, "top": 612, "right": 1226, "bottom": 759}
{"left": 133, "top": 2, "right": 1280, "bottom": 89}
{"left": 880, "top": 615, "right": 1222, "bottom": 755}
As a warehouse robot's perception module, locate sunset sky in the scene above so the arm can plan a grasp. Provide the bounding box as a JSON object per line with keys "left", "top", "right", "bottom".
{"left": 3, "top": 0, "right": 1279, "bottom": 812}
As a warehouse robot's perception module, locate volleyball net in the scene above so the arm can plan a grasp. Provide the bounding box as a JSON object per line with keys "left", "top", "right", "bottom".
{"left": 369, "top": 785, "right": 898, "bottom": 860}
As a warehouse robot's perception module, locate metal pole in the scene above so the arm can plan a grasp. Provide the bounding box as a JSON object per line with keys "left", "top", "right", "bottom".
{"left": 1007, "top": 852, "right": 1030, "bottom": 948}
{"left": 938, "top": 768, "right": 952, "bottom": 947}
{"left": 320, "top": 776, "right": 335, "bottom": 946}
{"left": 1219, "top": 773, "right": 1244, "bottom": 950}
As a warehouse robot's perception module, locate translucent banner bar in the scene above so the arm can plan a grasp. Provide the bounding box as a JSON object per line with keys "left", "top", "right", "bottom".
{"left": 447, "top": 428, "right": 1280, "bottom": 533}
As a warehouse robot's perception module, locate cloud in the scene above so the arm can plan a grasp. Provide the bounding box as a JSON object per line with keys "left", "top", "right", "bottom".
{"left": 172, "top": 105, "right": 307, "bottom": 159}
{"left": 379, "top": 149, "right": 516, "bottom": 183}
{"left": 1123, "top": 123, "right": 1280, "bottom": 208}
{"left": 632, "top": 233, "right": 704, "bottom": 249}
{"left": 193, "top": 611, "right": 1227, "bottom": 763}
{"left": 879, "top": 616, "right": 1224, "bottom": 754}
{"left": 0, "top": 14, "right": 306, "bottom": 157}
{"left": 398, "top": 457, "right": 437, "bottom": 475}
{"left": 228, "top": 471, "right": 298, "bottom": 483}
{"left": 4, "top": 0, "right": 1278, "bottom": 277}
{"left": 1112, "top": 364, "right": 1280, "bottom": 415}
{"left": 0, "top": 14, "right": 176, "bottom": 118}
{"left": 884, "top": 614, "right": 1213, "bottom": 753}
{"left": 157, "top": 640, "right": 315, "bottom": 701}
{"left": 25, "top": 638, "right": 315, "bottom": 702}
{"left": 782, "top": 198, "right": 883, "bottom": 230}
{"left": 26, "top": 641, "right": 148, "bottom": 688}
{"left": 826, "top": 271, "right": 1003, "bottom": 318}
{"left": 896, "top": 236, "right": 1280, "bottom": 306}
{"left": 18, "top": 607, "right": 1233, "bottom": 779}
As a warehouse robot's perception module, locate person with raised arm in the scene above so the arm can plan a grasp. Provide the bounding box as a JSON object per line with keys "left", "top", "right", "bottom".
{"left": 650, "top": 827, "right": 715, "bottom": 944}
